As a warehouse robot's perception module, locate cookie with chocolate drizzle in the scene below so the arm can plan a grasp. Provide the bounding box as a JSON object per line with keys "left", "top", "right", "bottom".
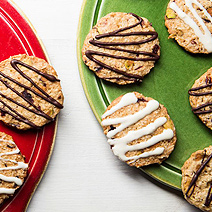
{"left": 182, "top": 146, "right": 212, "bottom": 212}
{"left": 101, "top": 92, "right": 176, "bottom": 167}
{"left": 0, "top": 132, "right": 28, "bottom": 204}
{"left": 189, "top": 67, "right": 212, "bottom": 130}
{"left": 82, "top": 12, "right": 160, "bottom": 85}
{"left": 0, "top": 54, "right": 64, "bottom": 130}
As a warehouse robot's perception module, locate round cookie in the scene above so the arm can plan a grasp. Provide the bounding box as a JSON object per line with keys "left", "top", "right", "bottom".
{"left": 0, "top": 132, "right": 28, "bottom": 205}
{"left": 0, "top": 54, "right": 64, "bottom": 130}
{"left": 101, "top": 92, "right": 177, "bottom": 167}
{"left": 181, "top": 146, "right": 212, "bottom": 212}
{"left": 82, "top": 12, "right": 160, "bottom": 85}
{"left": 165, "top": 0, "right": 212, "bottom": 54}
{"left": 189, "top": 67, "right": 212, "bottom": 130}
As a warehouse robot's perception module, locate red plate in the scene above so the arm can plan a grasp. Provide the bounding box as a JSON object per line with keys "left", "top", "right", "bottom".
{"left": 0, "top": 1, "right": 57, "bottom": 211}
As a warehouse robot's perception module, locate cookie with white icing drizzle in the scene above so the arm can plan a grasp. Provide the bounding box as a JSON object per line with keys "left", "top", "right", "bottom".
{"left": 101, "top": 92, "right": 177, "bottom": 167}
{"left": 0, "top": 54, "right": 64, "bottom": 130}
{"left": 181, "top": 146, "right": 212, "bottom": 212}
{"left": 82, "top": 12, "right": 160, "bottom": 85}
{"left": 0, "top": 132, "right": 28, "bottom": 204}
{"left": 189, "top": 67, "right": 212, "bottom": 130}
{"left": 165, "top": 0, "right": 212, "bottom": 54}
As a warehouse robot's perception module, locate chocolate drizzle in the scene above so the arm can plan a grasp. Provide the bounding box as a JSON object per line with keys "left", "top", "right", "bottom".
{"left": 0, "top": 59, "right": 63, "bottom": 129}
{"left": 103, "top": 76, "right": 140, "bottom": 82}
{"left": 185, "top": 152, "right": 212, "bottom": 199}
{"left": 10, "top": 59, "right": 63, "bottom": 108}
{"left": 85, "top": 13, "right": 159, "bottom": 81}
{"left": 189, "top": 83, "right": 212, "bottom": 96}
{"left": 205, "top": 183, "right": 212, "bottom": 207}
{"left": 10, "top": 59, "right": 60, "bottom": 82}
{"left": 189, "top": 81, "right": 212, "bottom": 114}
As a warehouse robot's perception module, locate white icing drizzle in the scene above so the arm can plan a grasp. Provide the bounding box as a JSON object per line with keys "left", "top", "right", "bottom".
{"left": 102, "top": 99, "right": 160, "bottom": 138}
{"left": 0, "top": 162, "right": 28, "bottom": 171}
{"left": 0, "top": 138, "right": 28, "bottom": 194}
{"left": 0, "top": 188, "right": 16, "bottom": 195}
{"left": 101, "top": 93, "right": 138, "bottom": 119}
{"left": 170, "top": 0, "right": 212, "bottom": 52}
{"left": 0, "top": 174, "right": 22, "bottom": 186}
{"left": 110, "top": 128, "right": 173, "bottom": 161}
{"left": 0, "top": 148, "right": 20, "bottom": 157}
{"left": 108, "top": 117, "right": 168, "bottom": 145}
{"left": 128, "top": 147, "right": 165, "bottom": 164}
{"left": 102, "top": 93, "right": 174, "bottom": 163}
{"left": 0, "top": 139, "right": 15, "bottom": 143}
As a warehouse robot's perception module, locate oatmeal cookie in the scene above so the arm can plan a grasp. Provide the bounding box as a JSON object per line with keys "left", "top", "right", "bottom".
{"left": 0, "top": 54, "right": 64, "bottom": 130}
{"left": 182, "top": 146, "right": 212, "bottom": 211}
{"left": 101, "top": 92, "right": 176, "bottom": 167}
{"left": 189, "top": 67, "right": 212, "bottom": 130}
{"left": 165, "top": 0, "right": 212, "bottom": 54}
{"left": 0, "top": 132, "right": 28, "bottom": 204}
{"left": 82, "top": 12, "right": 160, "bottom": 85}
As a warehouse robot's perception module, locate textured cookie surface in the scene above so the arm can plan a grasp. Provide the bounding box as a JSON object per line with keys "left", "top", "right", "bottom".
{"left": 82, "top": 12, "right": 160, "bottom": 85}
{"left": 165, "top": 0, "right": 212, "bottom": 54}
{"left": 101, "top": 92, "right": 176, "bottom": 167}
{"left": 0, "top": 132, "right": 28, "bottom": 205}
{"left": 181, "top": 146, "right": 212, "bottom": 211}
{"left": 0, "top": 54, "right": 64, "bottom": 130}
{"left": 189, "top": 67, "right": 212, "bottom": 130}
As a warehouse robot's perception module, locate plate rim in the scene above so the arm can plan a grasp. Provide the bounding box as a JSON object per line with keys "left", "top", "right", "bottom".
{"left": 4, "top": 1, "right": 58, "bottom": 211}
{"left": 77, "top": 0, "right": 103, "bottom": 124}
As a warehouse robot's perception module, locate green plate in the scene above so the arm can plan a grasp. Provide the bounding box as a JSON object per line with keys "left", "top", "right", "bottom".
{"left": 77, "top": 0, "right": 212, "bottom": 190}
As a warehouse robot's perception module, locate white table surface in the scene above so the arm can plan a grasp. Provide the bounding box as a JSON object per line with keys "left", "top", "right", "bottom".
{"left": 12, "top": 0, "right": 201, "bottom": 211}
